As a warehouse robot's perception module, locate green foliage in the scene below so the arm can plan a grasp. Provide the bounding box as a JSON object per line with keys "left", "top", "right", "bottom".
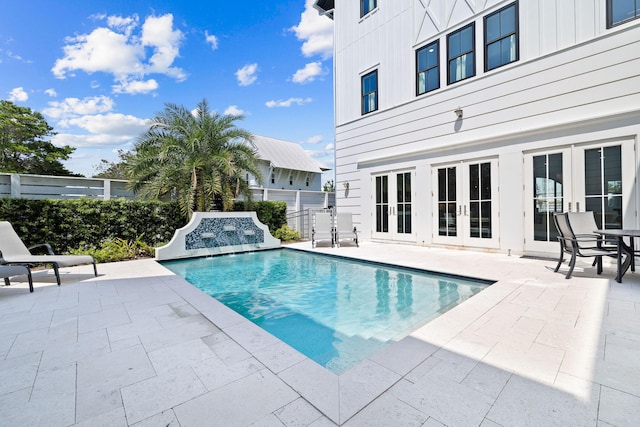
{"left": 323, "top": 179, "right": 335, "bottom": 192}
{"left": 92, "top": 149, "right": 132, "bottom": 179}
{"left": 0, "top": 100, "right": 77, "bottom": 176}
{"left": 273, "top": 225, "right": 300, "bottom": 241}
{"left": 0, "top": 198, "right": 187, "bottom": 253}
{"left": 233, "top": 200, "right": 287, "bottom": 232}
{"left": 126, "top": 98, "right": 263, "bottom": 218}
{"left": 69, "top": 236, "right": 154, "bottom": 263}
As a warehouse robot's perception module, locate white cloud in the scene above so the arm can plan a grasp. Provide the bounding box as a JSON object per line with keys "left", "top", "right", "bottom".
{"left": 236, "top": 63, "right": 258, "bottom": 86}
{"left": 292, "top": 61, "right": 323, "bottom": 84}
{"left": 325, "top": 143, "right": 334, "bottom": 151}
{"left": 51, "top": 132, "right": 135, "bottom": 149}
{"left": 51, "top": 13, "right": 185, "bottom": 92}
{"left": 306, "top": 135, "right": 323, "bottom": 144}
{"left": 8, "top": 87, "right": 28, "bottom": 102}
{"left": 112, "top": 78, "right": 159, "bottom": 94}
{"left": 62, "top": 113, "right": 148, "bottom": 136}
{"left": 291, "top": 0, "right": 334, "bottom": 59}
{"left": 265, "top": 97, "right": 312, "bottom": 108}
{"left": 205, "top": 31, "right": 219, "bottom": 50}
{"left": 224, "top": 105, "right": 244, "bottom": 116}
{"left": 43, "top": 96, "right": 114, "bottom": 119}
{"left": 45, "top": 88, "right": 57, "bottom": 97}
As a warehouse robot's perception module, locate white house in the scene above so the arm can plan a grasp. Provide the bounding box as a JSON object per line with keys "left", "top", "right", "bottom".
{"left": 314, "top": 0, "right": 640, "bottom": 257}
{"left": 246, "top": 134, "right": 330, "bottom": 191}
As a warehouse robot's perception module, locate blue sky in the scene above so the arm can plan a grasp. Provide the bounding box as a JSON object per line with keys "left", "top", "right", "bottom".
{"left": 0, "top": 0, "right": 335, "bottom": 182}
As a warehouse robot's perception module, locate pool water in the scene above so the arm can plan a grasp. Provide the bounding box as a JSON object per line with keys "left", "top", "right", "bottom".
{"left": 162, "top": 249, "right": 491, "bottom": 374}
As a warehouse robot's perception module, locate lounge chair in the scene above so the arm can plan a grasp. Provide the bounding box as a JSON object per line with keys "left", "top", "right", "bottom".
{"left": 553, "top": 212, "right": 615, "bottom": 279}
{"left": 0, "top": 221, "right": 97, "bottom": 286}
{"left": 335, "top": 212, "right": 359, "bottom": 247}
{"left": 312, "top": 212, "right": 334, "bottom": 248}
{"left": 0, "top": 264, "right": 33, "bottom": 293}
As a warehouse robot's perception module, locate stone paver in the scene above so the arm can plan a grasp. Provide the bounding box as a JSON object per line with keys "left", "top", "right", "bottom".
{"left": 0, "top": 244, "right": 638, "bottom": 426}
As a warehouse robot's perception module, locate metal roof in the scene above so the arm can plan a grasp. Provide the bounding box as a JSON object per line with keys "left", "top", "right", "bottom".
{"left": 248, "top": 135, "right": 331, "bottom": 174}
{"left": 313, "top": 0, "right": 334, "bottom": 19}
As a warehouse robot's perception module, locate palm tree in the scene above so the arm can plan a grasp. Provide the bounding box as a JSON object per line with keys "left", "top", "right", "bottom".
{"left": 127, "top": 99, "right": 262, "bottom": 218}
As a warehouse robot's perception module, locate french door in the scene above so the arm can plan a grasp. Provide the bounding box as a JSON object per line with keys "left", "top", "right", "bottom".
{"left": 524, "top": 139, "right": 636, "bottom": 254}
{"left": 372, "top": 170, "right": 416, "bottom": 242}
{"left": 432, "top": 159, "right": 499, "bottom": 248}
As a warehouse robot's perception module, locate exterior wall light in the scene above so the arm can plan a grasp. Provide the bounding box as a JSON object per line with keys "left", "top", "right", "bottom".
{"left": 343, "top": 182, "right": 350, "bottom": 189}
{"left": 455, "top": 108, "right": 463, "bottom": 118}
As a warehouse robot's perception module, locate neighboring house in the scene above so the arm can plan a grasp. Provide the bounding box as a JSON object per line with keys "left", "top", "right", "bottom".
{"left": 314, "top": 0, "right": 640, "bottom": 257}
{"left": 245, "top": 134, "right": 330, "bottom": 191}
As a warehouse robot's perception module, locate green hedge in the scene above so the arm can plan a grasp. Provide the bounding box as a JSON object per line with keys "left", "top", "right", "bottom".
{"left": 233, "top": 200, "right": 287, "bottom": 232}
{"left": 0, "top": 198, "right": 187, "bottom": 253}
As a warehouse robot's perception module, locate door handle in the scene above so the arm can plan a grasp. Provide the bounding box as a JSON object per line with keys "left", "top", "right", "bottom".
{"left": 464, "top": 205, "right": 468, "bottom": 216}
{"left": 568, "top": 202, "right": 571, "bottom": 212}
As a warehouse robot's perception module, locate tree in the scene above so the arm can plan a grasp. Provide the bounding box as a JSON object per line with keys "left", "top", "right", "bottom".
{"left": 92, "top": 149, "right": 132, "bottom": 179}
{"left": 126, "top": 99, "right": 263, "bottom": 218}
{"left": 0, "top": 100, "right": 77, "bottom": 176}
{"left": 323, "top": 179, "right": 335, "bottom": 192}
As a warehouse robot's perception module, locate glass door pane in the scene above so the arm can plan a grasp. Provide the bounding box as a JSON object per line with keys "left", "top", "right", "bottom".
{"left": 584, "top": 145, "right": 622, "bottom": 229}
{"left": 376, "top": 175, "right": 389, "bottom": 233}
{"left": 468, "top": 162, "right": 492, "bottom": 239}
{"left": 397, "top": 172, "right": 412, "bottom": 234}
{"left": 533, "top": 153, "right": 564, "bottom": 242}
{"left": 437, "top": 167, "right": 457, "bottom": 236}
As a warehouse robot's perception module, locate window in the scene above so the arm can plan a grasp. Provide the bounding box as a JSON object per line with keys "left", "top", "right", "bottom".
{"left": 362, "top": 70, "right": 378, "bottom": 114}
{"left": 608, "top": 0, "right": 640, "bottom": 27}
{"left": 447, "top": 23, "right": 475, "bottom": 84}
{"left": 305, "top": 176, "right": 310, "bottom": 187}
{"left": 361, "top": 0, "right": 377, "bottom": 17}
{"left": 416, "top": 41, "right": 440, "bottom": 95}
{"left": 289, "top": 174, "right": 293, "bottom": 185}
{"left": 484, "top": 3, "right": 518, "bottom": 71}
{"left": 271, "top": 172, "right": 275, "bottom": 184}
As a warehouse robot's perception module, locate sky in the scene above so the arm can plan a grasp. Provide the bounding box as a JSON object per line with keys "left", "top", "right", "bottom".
{"left": 0, "top": 0, "right": 335, "bottom": 182}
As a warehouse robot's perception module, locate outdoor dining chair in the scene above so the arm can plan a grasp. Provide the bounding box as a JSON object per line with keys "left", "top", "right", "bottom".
{"left": 553, "top": 212, "right": 616, "bottom": 279}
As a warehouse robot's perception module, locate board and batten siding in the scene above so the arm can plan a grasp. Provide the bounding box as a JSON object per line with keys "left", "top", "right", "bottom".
{"left": 331, "top": 0, "right": 640, "bottom": 254}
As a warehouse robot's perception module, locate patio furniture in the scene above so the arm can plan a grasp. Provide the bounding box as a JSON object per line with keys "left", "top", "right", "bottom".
{"left": 335, "top": 212, "right": 359, "bottom": 247}
{"left": 553, "top": 212, "right": 615, "bottom": 279}
{"left": 0, "top": 221, "right": 97, "bottom": 286}
{"left": 312, "top": 212, "right": 334, "bottom": 248}
{"left": 0, "top": 263, "right": 33, "bottom": 293}
{"left": 593, "top": 229, "right": 640, "bottom": 283}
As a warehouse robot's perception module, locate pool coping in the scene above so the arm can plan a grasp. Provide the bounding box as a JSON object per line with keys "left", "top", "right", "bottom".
{"left": 157, "top": 248, "right": 511, "bottom": 425}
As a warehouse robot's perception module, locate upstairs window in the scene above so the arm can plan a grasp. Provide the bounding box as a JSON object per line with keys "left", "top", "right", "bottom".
{"left": 447, "top": 23, "right": 475, "bottom": 85}
{"left": 289, "top": 174, "right": 294, "bottom": 185}
{"left": 485, "top": 3, "right": 518, "bottom": 71}
{"left": 305, "top": 176, "right": 310, "bottom": 187}
{"left": 361, "top": 0, "right": 377, "bottom": 17}
{"left": 271, "top": 172, "right": 275, "bottom": 184}
{"left": 362, "top": 70, "right": 378, "bottom": 114}
{"left": 607, "top": 0, "right": 640, "bottom": 27}
{"left": 416, "top": 41, "right": 440, "bottom": 95}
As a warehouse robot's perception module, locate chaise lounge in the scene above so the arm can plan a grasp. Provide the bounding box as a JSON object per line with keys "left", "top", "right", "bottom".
{"left": 0, "top": 264, "right": 33, "bottom": 293}
{"left": 0, "top": 221, "right": 97, "bottom": 286}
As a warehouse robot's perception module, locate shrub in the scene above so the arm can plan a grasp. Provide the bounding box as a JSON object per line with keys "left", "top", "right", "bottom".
{"left": 69, "top": 236, "right": 154, "bottom": 263}
{"left": 233, "top": 200, "right": 287, "bottom": 232}
{"left": 0, "top": 198, "right": 187, "bottom": 253}
{"left": 273, "top": 225, "right": 300, "bottom": 241}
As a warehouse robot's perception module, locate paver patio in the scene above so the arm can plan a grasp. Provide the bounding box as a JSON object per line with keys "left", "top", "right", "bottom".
{"left": 1, "top": 242, "right": 639, "bottom": 426}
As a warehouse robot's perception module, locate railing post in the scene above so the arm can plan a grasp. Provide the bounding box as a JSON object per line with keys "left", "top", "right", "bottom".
{"left": 103, "top": 179, "right": 111, "bottom": 200}
{"left": 10, "top": 174, "right": 21, "bottom": 198}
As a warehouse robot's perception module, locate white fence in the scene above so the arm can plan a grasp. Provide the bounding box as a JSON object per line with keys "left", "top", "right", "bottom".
{"left": 0, "top": 173, "right": 135, "bottom": 200}
{"left": 0, "top": 175, "right": 336, "bottom": 235}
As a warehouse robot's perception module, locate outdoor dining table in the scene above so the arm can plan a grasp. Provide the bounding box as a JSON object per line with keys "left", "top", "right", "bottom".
{"left": 593, "top": 229, "right": 640, "bottom": 283}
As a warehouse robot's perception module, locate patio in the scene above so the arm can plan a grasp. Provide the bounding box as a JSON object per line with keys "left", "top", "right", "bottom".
{"left": 1, "top": 242, "right": 639, "bottom": 426}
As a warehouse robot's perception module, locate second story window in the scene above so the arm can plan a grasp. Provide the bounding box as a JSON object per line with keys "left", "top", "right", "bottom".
{"left": 485, "top": 3, "right": 518, "bottom": 71}
{"left": 289, "top": 174, "right": 293, "bottom": 185}
{"left": 271, "top": 172, "right": 275, "bottom": 184}
{"left": 447, "top": 23, "right": 475, "bottom": 85}
{"left": 305, "top": 176, "right": 310, "bottom": 187}
{"left": 362, "top": 70, "right": 378, "bottom": 115}
{"left": 416, "top": 41, "right": 440, "bottom": 95}
{"left": 607, "top": 0, "right": 640, "bottom": 27}
{"left": 361, "top": 0, "right": 377, "bottom": 17}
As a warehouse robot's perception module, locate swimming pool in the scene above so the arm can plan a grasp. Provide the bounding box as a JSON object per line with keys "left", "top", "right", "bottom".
{"left": 162, "top": 249, "right": 492, "bottom": 374}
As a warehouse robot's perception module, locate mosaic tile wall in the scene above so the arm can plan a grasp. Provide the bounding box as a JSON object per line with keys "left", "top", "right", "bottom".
{"left": 185, "top": 217, "right": 265, "bottom": 250}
